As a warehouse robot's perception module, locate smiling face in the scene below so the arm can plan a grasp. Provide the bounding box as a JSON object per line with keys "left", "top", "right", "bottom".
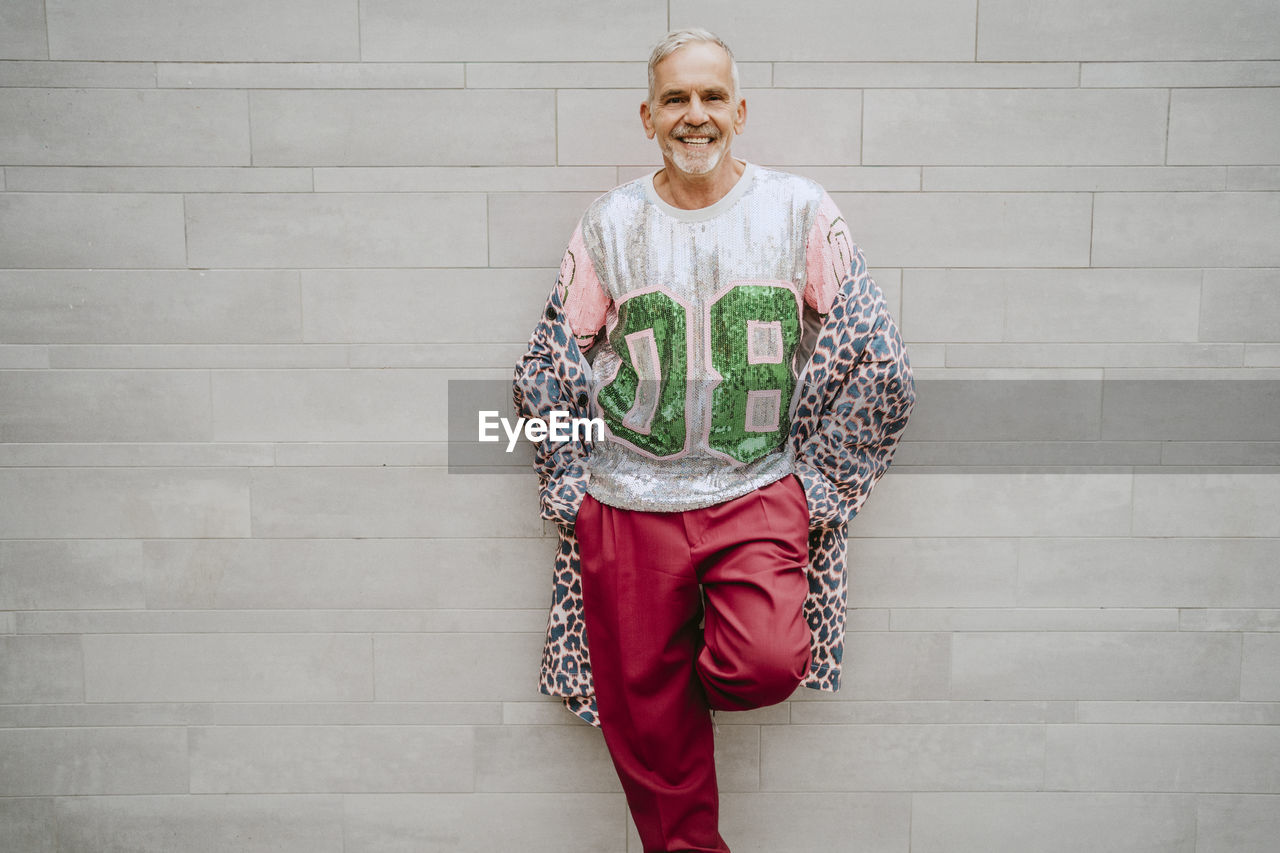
{"left": 641, "top": 40, "right": 746, "bottom": 181}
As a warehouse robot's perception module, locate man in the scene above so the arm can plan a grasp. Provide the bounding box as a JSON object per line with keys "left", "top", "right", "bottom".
{"left": 513, "top": 28, "right": 914, "bottom": 853}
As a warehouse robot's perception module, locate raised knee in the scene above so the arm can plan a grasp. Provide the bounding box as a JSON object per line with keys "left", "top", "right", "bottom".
{"left": 699, "top": 641, "right": 810, "bottom": 711}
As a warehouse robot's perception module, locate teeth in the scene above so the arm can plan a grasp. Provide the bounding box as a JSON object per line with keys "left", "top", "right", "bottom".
{"left": 681, "top": 138, "right": 711, "bottom": 144}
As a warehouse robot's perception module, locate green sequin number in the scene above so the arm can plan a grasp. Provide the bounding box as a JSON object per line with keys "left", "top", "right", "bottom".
{"left": 708, "top": 285, "right": 800, "bottom": 464}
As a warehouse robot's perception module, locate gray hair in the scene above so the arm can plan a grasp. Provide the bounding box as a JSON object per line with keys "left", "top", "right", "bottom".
{"left": 646, "top": 28, "right": 740, "bottom": 104}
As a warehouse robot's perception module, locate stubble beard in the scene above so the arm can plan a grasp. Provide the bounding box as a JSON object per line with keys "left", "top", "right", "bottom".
{"left": 664, "top": 127, "right": 730, "bottom": 176}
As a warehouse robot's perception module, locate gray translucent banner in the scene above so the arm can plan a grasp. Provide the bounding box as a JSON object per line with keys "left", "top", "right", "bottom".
{"left": 449, "top": 379, "right": 1280, "bottom": 474}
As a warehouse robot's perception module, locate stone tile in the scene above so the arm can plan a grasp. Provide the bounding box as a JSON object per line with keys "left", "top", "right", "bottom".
{"left": 46, "top": 0, "right": 359, "bottom": 61}
{"left": 360, "top": 0, "right": 663, "bottom": 61}
{"left": 0, "top": 193, "right": 186, "bottom": 268}
{"left": 0, "top": 727, "right": 188, "bottom": 795}
{"left": 952, "top": 631, "right": 1240, "bottom": 700}
{"left": 923, "top": 165, "right": 1225, "bottom": 191}
{"left": 189, "top": 726, "right": 473, "bottom": 792}
{"left": 489, "top": 192, "right": 605, "bottom": 267}
{"left": 343, "top": 793, "right": 627, "bottom": 853}
{"left": 1201, "top": 269, "right": 1280, "bottom": 342}
{"left": 911, "top": 792, "right": 1196, "bottom": 853}
{"left": 0, "top": 344, "right": 48, "bottom": 367}
{"left": 1196, "top": 793, "right": 1280, "bottom": 853}
{"left": 789, "top": 699, "right": 1075, "bottom": 725}
{"left": 0, "top": 798, "right": 54, "bottom": 853}
{"left": 0, "top": 270, "right": 301, "bottom": 344}
{"left": 18, "top": 608, "right": 543, "bottom": 635}
{"left": 47, "top": 344, "right": 347, "bottom": 369}
{"left": 0, "top": 540, "right": 150, "bottom": 610}
{"left": 1169, "top": 88, "right": 1280, "bottom": 165}
{"left": 1181, "top": 609, "right": 1280, "bottom": 631}
{"left": 54, "top": 795, "right": 344, "bottom": 853}
{"left": 0, "top": 88, "right": 249, "bottom": 165}
{"left": 185, "top": 193, "right": 487, "bottom": 268}
{"left": 944, "top": 343, "right": 1243, "bottom": 369}
{"left": 0, "top": 701, "right": 502, "bottom": 728}
{"left": 1101, "top": 378, "right": 1280, "bottom": 441}
{"left": 0, "top": 469, "right": 251, "bottom": 538}
{"left": 775, "top": 61, "right": 1078, "bottom": 88}
{"left": 832, "top": 192, "right": 1093, "bottom": 267}
{"left": 474, "top": 725, "right": 620, "bottom": 792}
{"left": 835, "top": 632, "right": 951, "bottom": 699}
{"left": 977, "top": 0, "right": 1280, "bottom": 60}
{"left": 1132, "top": 473, "right": 1280, "bottom": 536}
{"left": 0, "top": 370, "right": 211, "bottom": 442}
{"left": 1018, "top": 537, "right": 1280, "bottom": 608}
{"left": 0, "top": 443, "right": 274, "bottom": 467}
{"left": 0, "top": 0, "right": 48, "bottom": 59}
{"left": 761, "top": 724, "right": 1045, "bottom": 791}
{"left": 775, "top": 165, "right": 921, "bottom": 191}
{"left": 83, "top": 633, "right": 373, "bottom": 702}
{"left": 1092, "top": 192, "right": 1280, "bottom": 267}
{"left": 159, "top": 62, "right": 462, "bottom": 88}
{"left": 670, "top": 0, "right": 977, "bottom": 61}
{"left": 301, "top": 268, "right": 549, "bottom": 344}
{"left": 864, "top": 89, "right": 1167, "bottom": 165}
{"left": 0, "top": 635, "right": 82, "bottom": 703}
{"left": 903, "top": 378, "right": 1102, "bottom": 441}
{"left": 1083, "top": 61, "right": 1280, "bottom": 88}
{"left": 250, "top": 90, "right": 555, "bottom": 166}
{"left": 846, "top": 537, "right": 1019, "bottom": 608}
{"left": 1162, "top": 442, "right": 1280, "bottom": 465}
{"left": 719, "top": 792, "right": 912, "bottom": 853}
{"left": 5, "top": 166, "right": 312, "bottom": 192}
{"left": 270, "top": 442, "right": 452, "bottom": 466}
{"left": 892, "top": 607, "right": 1179, "bottom": 632}
{"left": 313, "top": 166, "right": 618, "bottom": 192}
{"left": 1241, "top": 633, "right": 1280, "bottom": 700}
{"left": 249, "top": 468, "right": 542, "bottom": 538}
{"left": 0, "top": 60, "right": 156, "bottom": 87}
{"left": 347, "top": 343, "right": 528, "bottom": 369}
{"left": 1077, "top": 701, "right": 1280, "bottom": 725}
{"left": 1228, "top": 165, "right": 1280, "bottom": 189}
{"left": 1044, "top": 723, "right": 1280, "bottom": 792}
{"left": 374, "top": 632, "right": 543, "bottom": 701}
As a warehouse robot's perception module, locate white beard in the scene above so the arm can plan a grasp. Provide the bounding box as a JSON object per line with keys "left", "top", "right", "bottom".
{"left": 666, "top": 135, "right": 729, "bottom": 176}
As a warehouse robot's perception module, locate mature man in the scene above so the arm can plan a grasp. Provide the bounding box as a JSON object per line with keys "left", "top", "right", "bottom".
{"left": 513, "top": 28, "right": 914, "bottom": 853}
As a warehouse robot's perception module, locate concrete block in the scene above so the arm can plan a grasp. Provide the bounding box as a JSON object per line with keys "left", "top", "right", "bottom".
{"left": 892, "top": 607, "right": 1179, "bottom": 632}
{"left": 0, "top": 345, "right": 48, "bottom": 367}
{"left": 0, "top": 469, "right": 251, "bottom": 538}
{"left": 1083, "top": 61, "right": 1280, "bottom": 88}
{"left": 0, "top": 635, "right": 82, "bottom": 703}
{"left": 775, "top": 62, "right": 1078, "bottom": 88}
{"left": 1132, "top": 473, "right": 1280, "bottom": 536}
{"left": 190, "top": 726, "right": 473, "bottom": 792}
{"left": 374, "top": 632, "right": 543, "bottom": 701}
{"left": 1181, "top": 610, "right": 1280, "bottom": 631}
{"left": 466, "top": 62, "right": 646, "bottom": 89}
{"left": 18, "top": 608, "right": 544, "bottom": 635}
{"left": 977, "top": 0, "right": 1280, "bottom": 60}
{"left": 1044, "top": 723, "right": 1280, "bottom": 792}
{"left": 0, "top": 540, "right": 149, "bottom": 610}
{"left": 342, "top": 793, "right": 627, "bottom": 853}
{"left": 849, "top": 473, "right": 1133, "bottom": 537}
{"left": 923, "top": 165, "right": 1225, "bottom": 192}
{"left": 1101, "top": 378, "right": 1280, "bottom": 440}
{"left": 0, "top": 193, "right": 186, "bottom": 268}
{"left": 1228, "top": 165, "right": 1280, "bottom": 189}
{"left": 944, "top": 343, "right": 1243, "bottom": 369}
{"left": 831, "top": 192, "right": 1093, "bottom": 267}
{"left": 46, "top": 0, "right": 359, "bottom": 61}
{"left": 249, "top": 468, "right": 542, "bottom": 538}
{"left": 82, "top": 633, "right": 373, "bottom": 702}
{"left": 911, "top": 792, "right": 1196, "bottom": 853}
{"left": 0, "top": 798, "right": 53, "bottom": 853}
{"left": 4, "top": 167, "right": 312, "bottom": 192}
{"left": 0, "top": 0, "right": 47, "bottom": 59}
{"left": 0, "top": 270, "right": 301, "bottom": 344}
{"left": 719, "top": 793, "right": 912, "bottom": 853}
{"left": 313, "top": 166, "right": 618, "bottom": 193}
{"left": 837, "top": 632, "right": 951, "bottom": 698}
{"left": 1169, "top": 88, "right": 1280, "bottom": 165}
{"left": 54, "top": 795, "right": 344, "bottom": 853}
{"left": 0, "top": 442, "right": 274, "bottom": 467}
{"left": 302, "top": 268, "right": 550, "bottom": 344}
{"left": 1242, "top": 633, "right": 1280, "bottom": 700}
{"left": 903, "top": 378, "right": 1102, "bottom": 441}
{"left": 1076, "top": 701, "right": 1280, "bottom": 725}
{"left": 489, "top": 192, "right": 604, "bottom": 267}
{"left": 250, "top": 90, "right": 554, "bottom": 166}
{"left": 1196, "top": 793, "right": 1280, "bottom": 853}
{"left": 1093, "top": 192, "right": 1280, "bottom": 267}
{"left": 360, "top": 0, "right": 662, "bottom": 61}
{"left": 47, "top": 344, "right": 347, "bottom": 369}
{"left": 864, "top": 89, "right": 1167, "bottom": 165}
{"left": 779, "top": 165, "right": 920, "bottom": 192}
{"left": 270, "top": 441, "right": 451, "bottom": 465}
{"left": 761, "top": 723, "right": 1045, "bottom": 791}
{"left": 474, "top": 725, "right": 620, "bottom": 792}
{"left": 159, "top": 62, "right": 462, "bottom": 89}
{"left": 0, "top": 727, "right": 188, "bottom": 795}
{"left": 0, "top": 60, "right": 156, "bottom": 87}
{"left": 789, "top": 698, "right": 1075, "bottom": 726}
{"left": 846, "top": 537, "right": 1019, "bottom": 608}
{"left": 671, "top": 0, "right": 977, "bottom": 61}
{"left": 185, "top": 193, "right": 487, "bottom": 268}
{"left": 952, "top": 632, "right": 1241, "bottom": 700}
{"left": 1018, "top": 537, "right": 1280, "bottom": 608}
{"left": 0, "top": 370, "right": 210, "bottom": 442}
{"left": 1201, "top": 269, "right": 1280, "bottom": 342}
{"left": 0, "top": 88, "right": 249, "bottom": 165}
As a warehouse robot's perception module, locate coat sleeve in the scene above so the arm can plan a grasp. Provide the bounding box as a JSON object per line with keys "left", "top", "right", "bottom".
{"left": 512, "top": 283, "right": 595, "bottom": 529}
{"left": 790, "top": 243, "right": 915, "bottom": 529}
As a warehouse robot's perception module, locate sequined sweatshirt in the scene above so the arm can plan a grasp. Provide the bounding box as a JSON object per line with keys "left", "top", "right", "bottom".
{"left": 555, "top": 162, "right": 856, "bottom": 512}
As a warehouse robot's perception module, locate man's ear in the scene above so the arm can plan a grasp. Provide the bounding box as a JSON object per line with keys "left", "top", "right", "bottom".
{"left": 640, "top": 100, "right": 655, "bottom": 139}
{"left": 734, "top": 97, "right": 747, "bottom": 135}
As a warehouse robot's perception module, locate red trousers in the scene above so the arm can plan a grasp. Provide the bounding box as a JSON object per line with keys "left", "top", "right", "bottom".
{"left": 576, "top": 475, "right": 812, "bottom": 853}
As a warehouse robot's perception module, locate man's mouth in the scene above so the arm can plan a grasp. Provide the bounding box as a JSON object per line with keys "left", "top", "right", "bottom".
{"left": 677, "top": 136, "right": 715, "bottom": 146}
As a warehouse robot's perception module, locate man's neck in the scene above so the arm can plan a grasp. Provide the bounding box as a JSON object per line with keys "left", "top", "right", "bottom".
{"left": 652, "top": 157, "right": 747, "bottom": 210}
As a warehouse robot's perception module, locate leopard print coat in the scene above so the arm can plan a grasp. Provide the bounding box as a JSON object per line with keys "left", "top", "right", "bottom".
{"left": 512, "top": 243, "right": 915, "bottom": 727}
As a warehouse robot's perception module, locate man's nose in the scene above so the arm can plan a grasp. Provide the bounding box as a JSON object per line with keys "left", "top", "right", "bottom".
{"left": 686, "top": 94, "right": 708, "bottom": 124}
